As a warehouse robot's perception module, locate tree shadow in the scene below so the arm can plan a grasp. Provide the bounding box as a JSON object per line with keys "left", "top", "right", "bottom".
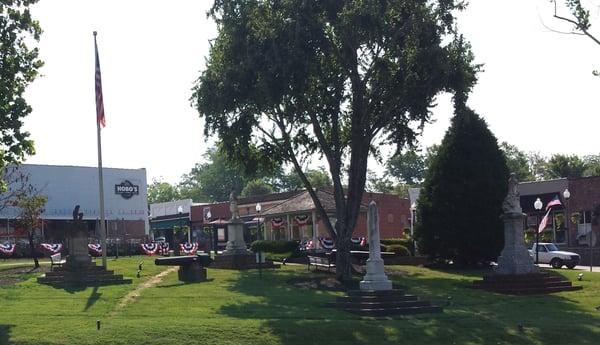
{"left": 83, "top": 286, "right": 102, "bottom": 311}
{"left": 0, "top": 324, "right": 12, "bottom": 345}
{"left": 217, "top": 268, "right": 600, "bottom": 345}
{"left": 156, "top": 278, "right": 215, "bottom": 288}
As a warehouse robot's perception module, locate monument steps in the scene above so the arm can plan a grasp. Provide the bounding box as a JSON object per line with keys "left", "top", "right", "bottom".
{"left": 341, "top": 305, "right": 443, "bottom": 317}
{"left": 332, "top": 289, "right": 442, "bottom": 316}
{"left": 338, "top": 294, "right": 418, "bottom": 303}
{"left": 472, "top": 272, "right": 582, "bottom": 295}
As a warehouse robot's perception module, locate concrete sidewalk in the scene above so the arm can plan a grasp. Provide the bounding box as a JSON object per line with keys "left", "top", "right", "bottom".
{"left": 537, "top": 263, "right": 600, "bottom": 272}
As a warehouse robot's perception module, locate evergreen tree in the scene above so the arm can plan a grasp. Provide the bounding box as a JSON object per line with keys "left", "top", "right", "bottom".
{"left": 415, "top": 105, "right": 509, "bottom": 266}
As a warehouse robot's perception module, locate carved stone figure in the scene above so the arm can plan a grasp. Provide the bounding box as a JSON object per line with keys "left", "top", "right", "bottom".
{"left": 502, "top": 173, "right": 522, "bottom": 214}
{"left": 229, "top": 190, "right": 239, "bottom": 220}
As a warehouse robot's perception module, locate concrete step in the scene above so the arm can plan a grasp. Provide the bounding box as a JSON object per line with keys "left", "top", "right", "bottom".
{"left": 347, "top": 289, "right": 406, "bottom": 297}
{"left": 337, "top": 294, "right": 419, "bottom": 303}
{"left": 333, "top": 300, "right": 431, "bottom": 310}
{"left": 341, "top": 305, "right": 443, "bottom": 316}
{"left": 484, "top": 285, "right": 582, "bottom": 295}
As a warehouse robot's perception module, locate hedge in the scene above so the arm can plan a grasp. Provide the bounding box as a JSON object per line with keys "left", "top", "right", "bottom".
{"left": 250, "top": 240, "right": 299, "bottom": 253}
{"left": 384, "top": 244, "right": 410, "bottom": 256}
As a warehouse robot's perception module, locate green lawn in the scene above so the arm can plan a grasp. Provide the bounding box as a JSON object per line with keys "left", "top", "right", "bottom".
{"left": 1, "top": 257, "right": 599, "bottom": 345}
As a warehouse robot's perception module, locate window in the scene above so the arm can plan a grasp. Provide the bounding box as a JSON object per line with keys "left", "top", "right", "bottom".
{"left": 387, "top": 214, "right": 394, "bottom": 224}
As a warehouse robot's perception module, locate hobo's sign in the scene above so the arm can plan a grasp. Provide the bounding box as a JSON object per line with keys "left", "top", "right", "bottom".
{"left": 115, "top": 180, "right": 139, "bottom": 199}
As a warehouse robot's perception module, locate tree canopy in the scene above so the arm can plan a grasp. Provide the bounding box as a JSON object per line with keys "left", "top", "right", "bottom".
{"left": 193, "top": 0, "right": 478, "bottom": 280}
{"left": 0, "top": 0, "right": 43, "bottom": 192}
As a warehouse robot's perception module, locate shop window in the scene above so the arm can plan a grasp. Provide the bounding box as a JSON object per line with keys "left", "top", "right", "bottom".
{"left": 387, "top": 214, "right": 394, "bottom": 224}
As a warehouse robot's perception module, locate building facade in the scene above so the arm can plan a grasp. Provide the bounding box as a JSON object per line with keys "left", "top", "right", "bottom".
{"left": 0, "top": 164, "right": 149, "bottom": 244}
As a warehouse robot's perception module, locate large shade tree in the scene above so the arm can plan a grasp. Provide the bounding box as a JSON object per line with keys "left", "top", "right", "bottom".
{"left": 0, "top": 0, "right": 43, "bottom": 192}
{"left": 193, "top": 0, "right": 478, "bottom": 281}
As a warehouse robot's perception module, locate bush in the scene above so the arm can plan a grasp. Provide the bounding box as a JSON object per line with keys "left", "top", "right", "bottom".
{"left": 385, "top": 244, "right": 410, "bottom": 256}
{"left": 250, "top": 240, "right": 299, "bottom": 253}
{"left": 381, "top": 238, "right": 410, "bottom": 247}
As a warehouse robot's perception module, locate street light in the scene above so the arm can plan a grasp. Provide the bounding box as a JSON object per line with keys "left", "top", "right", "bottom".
{"left": 563, "top": 188, "right": 570, "bottom": 246}
{"left": 177, "top": 206, "right": 184, "bottom": 253}
{"left": 256, "top": 202, "right": 262, "bottom": 278}
{"left": 534, "top": 197, "right": 543, "bottom": 265}
{"left": 206, "top": 210, "right": 214, "bottom": 255}
{"left": 410, "top": 202, "right": 417, "bottom": 255}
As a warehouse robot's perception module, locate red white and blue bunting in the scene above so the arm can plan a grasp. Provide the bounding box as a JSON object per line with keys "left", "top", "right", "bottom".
{"left": 158, "top": 242, "right": 169, "bottom": 255}
{"left": 294, "top": 214, "right": 311, "bottom": 226}
{"left": 318, "top": 237, "right": 335, "bottom": 250}
{"left": 271, "top": 217, "right": 285, "bottom": 229}
{"left": 179, "top": 242, "right": 198, "bottom": 255}
{"left": 0, "top": 243, "right": 16, "bottom": 256}
{"left": 351, "top": 237, "right": 367, "bottom": 247}
{"left": 141, "top": 243, "right": 158, "bottom": 256}
{"left": 88, "top": 244, "right": 102, "bottom": 256}
{"left": 40, "top": 243, "right": 63, "bottom": 254}
{"left": 299, "top": 239, "right": 315, "bottom": 251}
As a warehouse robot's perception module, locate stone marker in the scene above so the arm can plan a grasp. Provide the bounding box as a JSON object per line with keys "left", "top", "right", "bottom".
{"left": 495, "top": 173, "right": 538, "bottom": 275}
{"left": 360, "top": 201, "right": 392, "bottom": 291}
{"left": 223, "top": 191, "right": 250, "bottom": 255}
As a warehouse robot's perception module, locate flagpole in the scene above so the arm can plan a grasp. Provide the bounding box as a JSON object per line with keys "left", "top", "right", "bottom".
{"left": 94, "top": 31, "right": 108, "bottom": 269}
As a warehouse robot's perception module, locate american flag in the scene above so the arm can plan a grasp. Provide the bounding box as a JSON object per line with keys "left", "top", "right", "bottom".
{"left": 538, "top": 209, "right": 552, "bottom": 233}
{"left": 94, "top": 32, "right": 106, "bottom": 128}
{"left": 545, "top": 195, "right": 562, "bottom": 211}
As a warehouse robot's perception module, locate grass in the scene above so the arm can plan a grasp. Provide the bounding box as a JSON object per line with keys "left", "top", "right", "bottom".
{"left": 0, "top": 257, "right": 599, "bottom": 345}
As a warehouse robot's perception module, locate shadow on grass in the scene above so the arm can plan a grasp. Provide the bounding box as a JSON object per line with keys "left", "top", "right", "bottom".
{"left": 0, "top": 324, "right": 12, "bottom": 345}
{"left": 217, "top": 268, "right": 600, "bottom": 345}
{"left": 156, "top": 278, "right": 215, "bottom": 288}
{"left": 83, "top": 286, "right": 101, "bottom": 311}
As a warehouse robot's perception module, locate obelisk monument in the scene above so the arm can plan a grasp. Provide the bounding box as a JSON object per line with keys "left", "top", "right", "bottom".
{"left": 360, "top": 201, "right": 392, "bottom": 291}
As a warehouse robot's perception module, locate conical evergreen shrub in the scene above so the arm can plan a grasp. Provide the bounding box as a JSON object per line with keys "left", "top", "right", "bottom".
{"left": 415, "top": 105, "right": 509, "bottom": 266}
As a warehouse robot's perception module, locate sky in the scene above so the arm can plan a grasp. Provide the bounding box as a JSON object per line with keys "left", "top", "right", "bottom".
{"left": 21, "top": 0, "right": 600, "bottom": 185}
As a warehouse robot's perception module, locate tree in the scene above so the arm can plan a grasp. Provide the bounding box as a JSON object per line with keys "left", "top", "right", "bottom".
{"left": 193, "top": 0, "right": 478, "bottom": 281}
{"left": 279, "top": 168, "right": 333, "bottom": 191}
{"left": 545, "top": 153, "right": 587, "bottom": 178}
{"left": 0, "top": 165, "right": 33, "bottom": 212}
{"left": 178, "top": 143, "right": 281, "bottom": 202}
{"left": 241, "top": 178, "right": 274, "bottom": 197}
{"left": 415, "top": 105, "right": 509, "bottom": 266}
{"left": 0, "top": 0, "right": 43, "bottom": 192}
{"left": 499, "top": 142, "right": 535, "bottom": 182}
{"left": 147, "top": 178, "right": 180, "bottom": 204}
{"left": 386, "top": 150, "right": 425, "bottom": 185}
{"left": 13, "top": 192, "right": 47, "bottom": 268}
{"left": 526, "top": 151, "right": 548, "bottom": 180}
{"left": 584, "top": 154, "right": 600, "bottom": 176}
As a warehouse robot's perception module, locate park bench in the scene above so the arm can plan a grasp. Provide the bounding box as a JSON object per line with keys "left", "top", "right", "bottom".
{"left": 50, "top": 253, "right": 66, "bottom": 271}
{"left": 155, "top": 254, "right": 213, "bottom": 282}
{"left": 307, "top": 255, "right": 335, "bottom": 272}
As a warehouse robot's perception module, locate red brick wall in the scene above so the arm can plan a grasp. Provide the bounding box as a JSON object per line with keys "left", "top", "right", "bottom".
{"left": 354, "top": 192, "right": 410, "bottom": 239}
{"left": 567, "top": 176, "right": 600, "bottom": 246}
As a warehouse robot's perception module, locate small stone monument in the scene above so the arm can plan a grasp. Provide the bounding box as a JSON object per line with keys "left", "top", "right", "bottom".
{"left": 360, "top": 201, "right": 392, "bottom": 291}
{"left": 37, "top": 205, "right": 132, "bottom": 287}
{"left": 223, "top": 191, "right": 249, "bottom": 255}
{"left": 495, "top": 174, "right": 538, "bottom": 275}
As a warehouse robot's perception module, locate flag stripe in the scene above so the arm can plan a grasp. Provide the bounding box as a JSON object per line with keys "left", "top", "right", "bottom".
{"left": 94, "top": 35, "right": 106, "bottom": 128}
{"left": 538, "top": 209, "right": 551, "bottom": 233}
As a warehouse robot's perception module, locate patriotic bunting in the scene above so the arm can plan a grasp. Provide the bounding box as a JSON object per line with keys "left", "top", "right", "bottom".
{"left": 271, "top": 217, "right": 285, "bottom": 229}
{"left": 294, "top": 214, "right": 310, "bottom": 226}
{"left": 179, "top": 242, "right": 198, "bottom": 255}
{"left": 0, "top": 243, "right": 16, "bottom": 256}
{"left": 158, "top": 242, "right": 169, "bottom": 255}
{"left": 40, "top": 243, "right": 63, "bottom": 254}
{"left": 350, "top": 237, "right": 367, "bottom": 247}
{"left": 88, "top": 244, "right": 102, "bottom": 256}
{"left": 318, "top": 237, "right": 335, "bottom": 250}
{"left": 141, "top": 243, "right": 158, "bottom": 256}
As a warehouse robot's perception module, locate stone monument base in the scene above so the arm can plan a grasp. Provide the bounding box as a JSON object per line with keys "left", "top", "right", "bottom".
{"left": 38, "top": 260, "right": 132, "bottom": 288}
{"left": 210, "top": 254, "right": 280, "bottom": 270}
{"left": 178, "top": 263, "right": 207, "bottom": 282}
{"left": 473, "top": 272, "right": 582, "bottom": 295}
{"left": 329, "top": 289, "right": 442, "bottom": 316}
{"left": 359, "top": 258, "right": 392, "bottom": 291}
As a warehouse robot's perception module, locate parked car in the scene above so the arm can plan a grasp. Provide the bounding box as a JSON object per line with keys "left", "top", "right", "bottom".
{"left": 528, "top": 243, "right": 580, "bottom": 269}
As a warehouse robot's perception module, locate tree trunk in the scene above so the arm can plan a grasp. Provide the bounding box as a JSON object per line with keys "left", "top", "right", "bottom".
{"left": 28, "top": 231, "right": 39, "bottom": 269}
{"left": 335, "top": 226, "right": 353, "bottom": 282}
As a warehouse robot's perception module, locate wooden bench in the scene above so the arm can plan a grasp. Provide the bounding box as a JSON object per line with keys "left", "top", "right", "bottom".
{"left": 307, "top": 255, "right": 335, "bottom": 272}
{"left": 50, "top": 253, "right": 66, "bottom": 271}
